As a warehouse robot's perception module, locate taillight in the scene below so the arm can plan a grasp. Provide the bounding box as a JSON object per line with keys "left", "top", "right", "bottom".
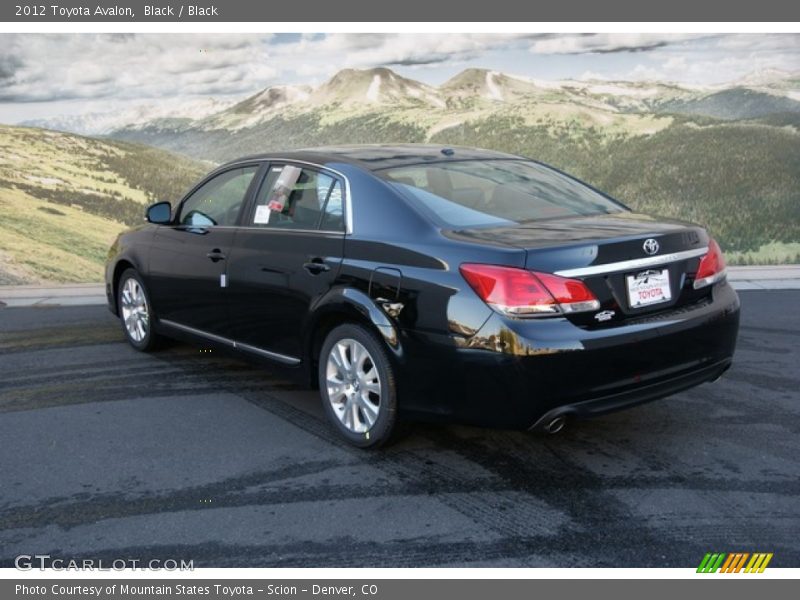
{"left": 693, "top": 238, "right": 727, "bottom": 289}
{"left": 459, "top": 263, "right": 600, "bottom": 317}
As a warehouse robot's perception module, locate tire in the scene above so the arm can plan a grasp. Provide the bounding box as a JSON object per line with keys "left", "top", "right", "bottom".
{"left": 318, "top": 323, "right": 398, "bottom": 448}
{"left": 117, "top": 268, "right": 160, "bottom": 352}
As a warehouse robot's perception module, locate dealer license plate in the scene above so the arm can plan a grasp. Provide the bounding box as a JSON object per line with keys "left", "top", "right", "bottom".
{"left": 626, "top": 269, "right": 672, "bottom": 308}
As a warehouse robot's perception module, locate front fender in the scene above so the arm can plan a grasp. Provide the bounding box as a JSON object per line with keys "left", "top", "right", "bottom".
{"left": 105, "top": 228, "right": 154, "bottom": 315}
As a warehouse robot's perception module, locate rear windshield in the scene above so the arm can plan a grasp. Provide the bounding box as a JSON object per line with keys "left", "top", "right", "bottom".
{"left": 378, "top": 159, "right": 625, "bottom": 228}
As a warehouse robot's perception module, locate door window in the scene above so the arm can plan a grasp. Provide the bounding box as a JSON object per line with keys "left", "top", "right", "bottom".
{"left": 250, "top": 165, "right": 343, "bottom": 231}
{"left": 178, "top": 166, "right": 258, "bottom": 227}
{"left": 319, "top": 180, "right": 345, "bottom": 232}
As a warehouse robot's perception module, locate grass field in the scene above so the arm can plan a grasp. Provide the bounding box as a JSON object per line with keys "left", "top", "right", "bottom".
{"left": 0, "top": 125, "right": 206, "bottom": 284}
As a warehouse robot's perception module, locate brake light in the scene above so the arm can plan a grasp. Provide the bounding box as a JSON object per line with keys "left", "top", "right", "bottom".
{"left": 459, "top": 263, "right": 600, "bottom": 317}
{"left": 693, "top": 238, "right": 727, "bottom": 289}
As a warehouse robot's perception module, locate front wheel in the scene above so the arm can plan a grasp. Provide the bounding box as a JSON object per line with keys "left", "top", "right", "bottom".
{"left": 117, "top": 268, "right": 160, "bottom": 352}
{"left": 318, "top": 323, "right": 398, "bottom": 448}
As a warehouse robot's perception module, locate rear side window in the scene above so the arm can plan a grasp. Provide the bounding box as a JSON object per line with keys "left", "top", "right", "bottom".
{"left": 379, "top": 160, "right": 625, "bottom": 228}
{"left": 320, "top": 180, "right": 345, "bottom": 231}
{"left": 250, "top": 165, "right": 345, "bottom": 232}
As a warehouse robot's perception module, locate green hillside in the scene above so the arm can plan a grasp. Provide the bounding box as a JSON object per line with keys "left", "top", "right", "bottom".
{"left": 0, "top": 125, "right": 207, "bottom": 284}
{"left": 431, "top": 116, "right": 800, "bottom": 260}
{"left": 116, "top": 110, "right": 800, "bottom": 264}
{"left": 655, "top": 88, "right": 800, "bottom": 120}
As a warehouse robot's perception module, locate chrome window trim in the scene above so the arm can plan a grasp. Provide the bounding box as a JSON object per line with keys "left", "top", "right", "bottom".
{"left": 181, "top": 225, "right": 344, "bottom": 235}
{"left": 160, "top": 319, "right": 301, "bottom": 365}
{"left": 221, "top": 157, "right": 353, "bottom": 235}
{"left": 554, "top": 247, "right": 708, "bottom": 278}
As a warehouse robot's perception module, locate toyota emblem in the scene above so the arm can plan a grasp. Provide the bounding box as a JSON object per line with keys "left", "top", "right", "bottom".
{"left": 643, "top": 238, "right": 660, "bottom": 255}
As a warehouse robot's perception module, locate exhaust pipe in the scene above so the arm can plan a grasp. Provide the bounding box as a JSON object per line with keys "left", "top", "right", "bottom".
{"left": 544, "top": 415, "right": 567, "bottom": 434}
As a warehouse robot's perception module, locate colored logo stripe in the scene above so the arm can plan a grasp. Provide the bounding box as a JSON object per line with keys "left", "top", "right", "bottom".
{"left": 745, "top": 553, "right": 773, "bottom": 573}
{"left": 697, "top": 553, "right": 725, "bottom": 573}
{"left": 697, "top": 552, "right": 773, "bottom": 573}
{"left": 721, "top": 553, "right": 749, "bottom": 573}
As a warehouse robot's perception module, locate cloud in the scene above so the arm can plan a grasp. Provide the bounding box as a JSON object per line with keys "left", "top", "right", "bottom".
{"left": 0, "top": 32, "right": 797, "bottom": 119}
{"left": 0, "top": 33, "right": 277, "bottom": 102}
{"left": 6, "top": 33, "right": 519, "bottom": 102}
{"left": 271, "top": 33, "right": 545, "bottom": 69}
{"left": 716, "top": 33, "right": 800, "bottom": 52}
{"left": 568, "top": 34, "right": 800, "bottom": 85}
{"left": 578, "top": 70, "right": 611, "bottom": 81}
{"left": 530, "top": 33, "right": 714, "bottom": 54}
{"left": 0, "top": 53, "right": 22, "bottom": 83}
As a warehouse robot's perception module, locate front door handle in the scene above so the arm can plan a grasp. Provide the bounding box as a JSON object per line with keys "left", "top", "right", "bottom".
{"left": 303, "top": 259, "right": 330, "bottom": 275}
{"left": 207, "top": 249, "right": 226, "bottom": 262}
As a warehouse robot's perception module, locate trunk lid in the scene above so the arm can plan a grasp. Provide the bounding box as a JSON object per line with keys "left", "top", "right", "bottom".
{"left": 447, "top": 212, "right": 712, "bottom": 327}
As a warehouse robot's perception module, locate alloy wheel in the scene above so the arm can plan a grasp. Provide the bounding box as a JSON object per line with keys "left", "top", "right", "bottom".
{"left": 120, "top": 277, "right": 149, "bottom": 343}
{"left": 325, "top": 338, "right": 382, "bottom": 433}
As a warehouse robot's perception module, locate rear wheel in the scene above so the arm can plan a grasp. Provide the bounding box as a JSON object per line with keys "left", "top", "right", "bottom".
{"left": 117, "top": 268, "right": 160, "bottom": 352}
{"left": 319, "top": 323, "right": 398, "bottom": 448}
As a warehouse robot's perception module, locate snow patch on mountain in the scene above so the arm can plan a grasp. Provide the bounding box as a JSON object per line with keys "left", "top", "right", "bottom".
{"left": 366, "top": 74, "right": 382, "bottom": 102}
{"left": 486, "top": 72, "right": 503, "bottom": 101}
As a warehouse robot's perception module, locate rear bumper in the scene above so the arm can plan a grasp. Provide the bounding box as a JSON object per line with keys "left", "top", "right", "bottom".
{"left": 397, "top": 281, "right": 740, "bottom": 428}
{"left": 528, "top": 357, "right": 731, "bottom": 431}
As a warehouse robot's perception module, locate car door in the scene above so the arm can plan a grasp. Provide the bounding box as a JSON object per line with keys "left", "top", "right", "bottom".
{"left": 147, "top": 164, "right": 261, "bottom": 336}
{"left": 225, "top": 162, "right": 347, "bottom": 361}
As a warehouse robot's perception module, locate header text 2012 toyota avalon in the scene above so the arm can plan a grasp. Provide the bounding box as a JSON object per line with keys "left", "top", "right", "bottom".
{"left": 106, "top": 145, "right": 739, "bottom": 447}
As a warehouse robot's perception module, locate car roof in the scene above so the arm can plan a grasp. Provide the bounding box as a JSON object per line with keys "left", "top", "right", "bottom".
{"left": 220, "top": 144, "right": 525, "bottom": 172}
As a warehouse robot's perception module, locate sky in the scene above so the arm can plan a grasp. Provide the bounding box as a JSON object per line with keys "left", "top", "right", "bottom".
{"left": 0, "top": 33, "right": 798, "bottom": 123}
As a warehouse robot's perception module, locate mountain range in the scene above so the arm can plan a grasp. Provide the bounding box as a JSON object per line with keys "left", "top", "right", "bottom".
{"left": 3, "top": 66, "right": 799, "bottom": 283}
{"left": 104, "top": 66, "right": 800, "bottom": 156}
{"left": 104, "top": 67, "right": 800, "bottom": 263}
{"left": 25, "top": 66, "right": 800, "bottom": 139}
{"left": 21, "top": 96, "right": 238, "bottom": 136}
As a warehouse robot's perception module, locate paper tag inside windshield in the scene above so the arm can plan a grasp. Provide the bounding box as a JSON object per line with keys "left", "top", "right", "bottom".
{"left": 254, "top": 205, "right": 271, "bottom": 224}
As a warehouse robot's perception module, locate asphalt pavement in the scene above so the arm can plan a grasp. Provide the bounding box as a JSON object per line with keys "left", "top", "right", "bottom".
{"left": 0, "top": 290, "right": 798, "bottom": 568}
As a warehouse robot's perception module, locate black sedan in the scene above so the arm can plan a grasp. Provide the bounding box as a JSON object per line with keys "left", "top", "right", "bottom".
{"left": 105, "top": 145, "right": 740, "bottom": 447}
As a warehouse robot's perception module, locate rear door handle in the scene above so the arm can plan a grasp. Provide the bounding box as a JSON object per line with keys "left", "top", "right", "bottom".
{"left": 303, "top": 259, "right": 330, "bottom": 275}
{"left": 207, "top": 249, "right": 226, "bottom": 262}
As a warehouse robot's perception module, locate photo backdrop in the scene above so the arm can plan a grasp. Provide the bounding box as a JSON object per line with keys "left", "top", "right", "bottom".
{"left": 1, "top": 33, "right": 798, "bottom": 283}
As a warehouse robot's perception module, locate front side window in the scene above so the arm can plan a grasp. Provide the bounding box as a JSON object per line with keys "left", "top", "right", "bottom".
{"left": 250, "top": 165, "right": 344, "bottom": 231}
{"left": 178, "top": 166, "right": 258, "bottom": 227}
{"left": 379, "top": 160, "right": 625, "bottom": 229}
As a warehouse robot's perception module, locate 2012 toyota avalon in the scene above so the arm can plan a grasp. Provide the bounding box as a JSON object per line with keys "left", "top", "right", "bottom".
{"left": 105, "top": 144, "right": 740, "bottom": 447}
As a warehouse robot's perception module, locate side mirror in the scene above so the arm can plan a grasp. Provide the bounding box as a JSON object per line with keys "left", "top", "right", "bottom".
{"left": 146, "top": 201, "right": 172, "bottom": 224}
